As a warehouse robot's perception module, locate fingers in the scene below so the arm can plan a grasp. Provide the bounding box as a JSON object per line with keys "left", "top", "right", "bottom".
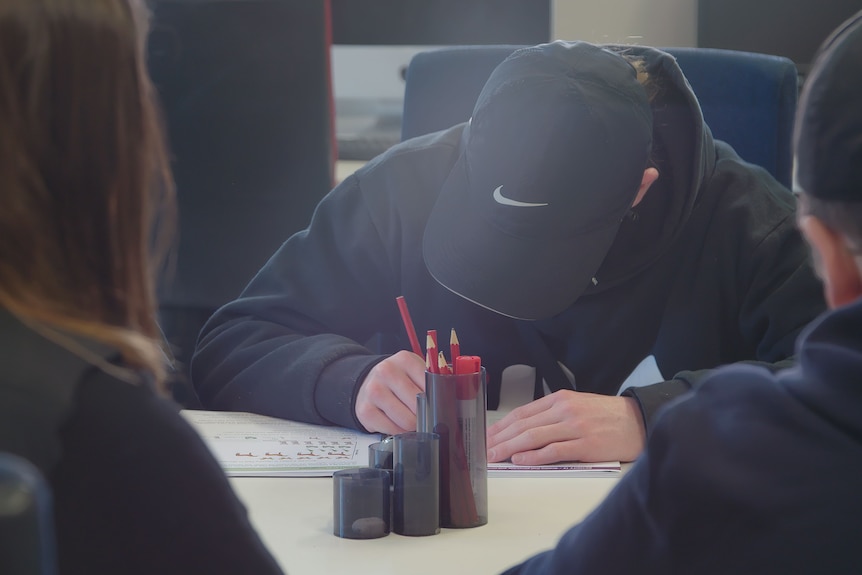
{"left": 355, "top": 351, "right": 426, "bottom": 434}
{"left": 385, "top": 350, "right": 427, "bottom": 390}
{"left": 487, "top": 393, "right": 556, "bottom": 436}
{"left": 488, "top": 419, "right": 579, "bottom": 464}
{"left": 486, "top": 392, "right": 647, "bottom": 464}
{"left": 355, "top": 402, "right": 414, "bottom": 436}
{"left": 358, "top": 357, "right": 646, "bottom": 462}
{"left": 507, "top": 439, "right": 587, "bottom": 466}
{"left": 487, "top": 392, "right": 567, "bottom": 454}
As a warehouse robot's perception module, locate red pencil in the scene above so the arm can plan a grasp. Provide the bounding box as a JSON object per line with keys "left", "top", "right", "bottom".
{"left": 454, "top": 355, "right": 482, "bottom": 400}
{"left": 425, "top": 347, "right": 434, "bottom": 372}
{"left": 437, "top": 350, "right": 453, "bottom": 375}
{"left": 426, "top": 332, "right": 439, "bottom": 374}
{"left": 450, "top": 328, "right": 460, "bottom": 365}
{"left": 427, "top": 329, "right": 438, "bottom": 353}
{"left": 395, "top": 296, "right": 422, "bottom": 356}
{"left": 454, "top": 355, "right": 481, "bottom": 375}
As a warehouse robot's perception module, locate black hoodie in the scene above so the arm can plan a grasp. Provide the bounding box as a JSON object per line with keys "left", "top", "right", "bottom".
{"left": 501, "top": 298, "right": 862, "bottom": 575}
{"left": 192, "top": 46, "right": 825, "bottom": 434}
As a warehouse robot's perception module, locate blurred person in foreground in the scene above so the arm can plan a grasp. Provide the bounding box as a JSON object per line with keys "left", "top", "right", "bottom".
{"left": 0, "top": 1, "right": 283, "bottom": 573}
{"left": 501, "top": 10, "right": 862, "bottom": 575}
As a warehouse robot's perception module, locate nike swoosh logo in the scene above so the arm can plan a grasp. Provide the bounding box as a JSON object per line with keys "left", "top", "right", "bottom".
{"left": 492, "top": 185, "right": 549, "bottom": 207}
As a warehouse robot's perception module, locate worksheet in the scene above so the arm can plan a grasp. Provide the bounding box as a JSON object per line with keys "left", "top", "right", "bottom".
{"left": 182, "top": 410, "right": 383, "bottom": 477}
{"left": 183, "top": 408, "right": 621, "bottom": 478}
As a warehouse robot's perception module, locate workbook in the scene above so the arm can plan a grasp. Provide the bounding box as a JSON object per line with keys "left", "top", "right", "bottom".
{"left": 182, "top": 410, "right": 621, "bottom": 478}
{"left": 487, "top": 461, "right": 621, "bottom": 476}
{"left": 181, "top": 410, "right": 382, "bottom": 477}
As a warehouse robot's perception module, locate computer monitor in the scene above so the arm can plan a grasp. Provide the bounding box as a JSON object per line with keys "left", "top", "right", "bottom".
{"left": 329, "top": 0, "right": 551, "bottom": 160}
{"left": 330, "top": 0, "right": 551, "bottom": 45}
{"left": 698, "top": 0, "right": 860, "bottom": 76}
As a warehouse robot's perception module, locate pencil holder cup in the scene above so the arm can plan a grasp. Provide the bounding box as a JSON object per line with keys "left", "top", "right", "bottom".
{"left": 332, "top": 467, "right": 390, "bottom": 539}
{"left": 392, "top": 432, "right": 440, "bottom": 536}
{"left": 424, "top": 367, "right": 488, "bottom": 528}
{"left": 368, "top": 440, "right": 394, "bottom": 480}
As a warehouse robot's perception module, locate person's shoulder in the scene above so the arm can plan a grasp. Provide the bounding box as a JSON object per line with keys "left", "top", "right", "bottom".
{"left": 336, "top": 124, "right": 465, "bottom": 218}
{"left": 699, "top": 148, "right": 801, "bottom": 250}
{"left": 691, "top": 362, "right": 784, "bottom": 407}
{"left": 55, "top": 371, "right": 284, "bottom": 575}
{"left": 647, "top": 362, "right": 821, "bottom": 491}
{"left": 709, "top": 143, "right": 796, "bottom": 211}
{"left": 651, "top": 363, "right": 786, "bottom": 459}
{"left": 0, "top": 310, "right": 120, "bottom": 471}
{"left": 355, "top": 124, "right": 464, "bottom": 182}
{"left": 71, "top": 368, "right": 189, "bottom": 441}
{"left": 635, "top": 365, "right": 790, "bottom": 512}
{"left": 65, "top": 369, "right": 229, "bottom": 481}
{"left": 0, "top": 310, "right": 100, "bottom": 392}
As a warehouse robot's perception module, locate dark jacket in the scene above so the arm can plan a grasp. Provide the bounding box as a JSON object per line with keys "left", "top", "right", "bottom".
{"left": 192, "top": 45, "right": 825, "bottom": 432}
{"left": 501, "top": 298, "right": 862, "bottom": 574}
{"left": 0, "top": 309, "right": 283, "bottom": 575}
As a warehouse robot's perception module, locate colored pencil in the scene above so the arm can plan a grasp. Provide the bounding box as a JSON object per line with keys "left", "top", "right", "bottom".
{"left": 427, "top": 329, "right": 438, "bottom": 354}
{"left": 426, "top": 332, "right": 439, "bottom": 374}
{"left": 438, "top": 350, "right": 453, "bottom": 375}
{"left": 425, "top": 347, "right": 433, "bottom": 372}
{"left": 395, "top": 296, "right": 422, "bottom": 356}
{"left": 450, "top": 328, "right": 460, "bottom": 367}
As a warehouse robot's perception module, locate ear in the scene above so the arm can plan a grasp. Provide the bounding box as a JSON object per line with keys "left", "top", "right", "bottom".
{"left": 632, "top": 167, "right": 660, "bottom": 207}
{"left": 798, "top": 214, "right": 862, "bottom": 309}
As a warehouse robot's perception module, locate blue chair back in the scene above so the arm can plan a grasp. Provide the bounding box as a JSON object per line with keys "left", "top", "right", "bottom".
{"left": 0, "top": 453, "right": 56, "bottom": 575}
{"left": 401, "top": 45, "right": 798, "bottom": 188}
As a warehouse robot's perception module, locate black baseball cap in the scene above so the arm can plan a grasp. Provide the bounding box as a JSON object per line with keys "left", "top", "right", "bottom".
{"left": 794, "top": 10, "right": 862, "bottom": 202}
{"left": 423, "top": 41, "right": 653, "bottom": 320}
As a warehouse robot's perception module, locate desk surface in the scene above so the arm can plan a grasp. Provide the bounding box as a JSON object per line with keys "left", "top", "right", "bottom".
{"left": 335, "top": 160, "right": 366, "bottom": 184}
{"left": 232, "top": 474, "right": 622, "bottom": 575}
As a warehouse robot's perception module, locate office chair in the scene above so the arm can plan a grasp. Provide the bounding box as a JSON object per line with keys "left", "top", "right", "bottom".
{"left": 147, "top": 0, "right": 335, "bottom": 401}
{"left": 0, "top": 453, "right": 57, "bottom": 575}
{"left": 401, "top": 45, "right": 798, "bottom": 188}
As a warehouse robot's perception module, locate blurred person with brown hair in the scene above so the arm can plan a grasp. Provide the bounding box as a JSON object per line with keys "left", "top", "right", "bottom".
{"left": 0, "top": 1, "right": 283, "bottom": 573}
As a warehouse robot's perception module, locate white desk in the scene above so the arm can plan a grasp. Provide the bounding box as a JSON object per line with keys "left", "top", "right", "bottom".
{"left": 232, "top": 474, "right": 622, "bottom": 575}
{"left": 335, "top": 160, "right": 366, "bottom": 184}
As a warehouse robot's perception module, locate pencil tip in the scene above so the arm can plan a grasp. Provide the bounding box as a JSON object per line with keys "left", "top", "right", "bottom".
{"left": 437, "top": 350, "right": 449, "bottom": 371}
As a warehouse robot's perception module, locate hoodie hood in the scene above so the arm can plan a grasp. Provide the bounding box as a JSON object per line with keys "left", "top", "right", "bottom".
{"left": 582, "top": 45, "right": 716, "bottom": 294}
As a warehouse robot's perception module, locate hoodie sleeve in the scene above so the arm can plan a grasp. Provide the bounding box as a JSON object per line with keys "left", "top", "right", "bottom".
{"left": 624, "top": 360, "right": 794, "bottom": 435}
{"left": 500, "top": 366, "right": 790, "bottom": 575}
{"left": 626, "top": 164, "right": 826, "bottom": 433}
{"left": 190, "top": 175, "right": 401, "bottom": 430}
{"left": 499, "top": 390, "right": 694, "bottom": 575}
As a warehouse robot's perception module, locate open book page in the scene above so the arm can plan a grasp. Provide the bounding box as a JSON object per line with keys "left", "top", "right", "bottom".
{"left": 181, "top": 410, "right": 383, "bottom": 477}
{"left": 183, "top": 407, "right": 621, "bottom": 478}
{"left": 487, "top": 461, "right": 621, "bottom": 477}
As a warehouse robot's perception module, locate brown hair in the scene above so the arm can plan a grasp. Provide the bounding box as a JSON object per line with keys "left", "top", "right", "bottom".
{"left": 618, "top": 53, "right": 662, "bottom": 172}
{"left": 620, "top": 54, "right": 662, "bottom": 104}
{"left": 0, "top": 0, "right": 175, "bottom": 386}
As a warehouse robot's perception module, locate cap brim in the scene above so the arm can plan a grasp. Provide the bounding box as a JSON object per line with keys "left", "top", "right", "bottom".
{"left": 423, "top": 154, "right": 623, "bottom": 320}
